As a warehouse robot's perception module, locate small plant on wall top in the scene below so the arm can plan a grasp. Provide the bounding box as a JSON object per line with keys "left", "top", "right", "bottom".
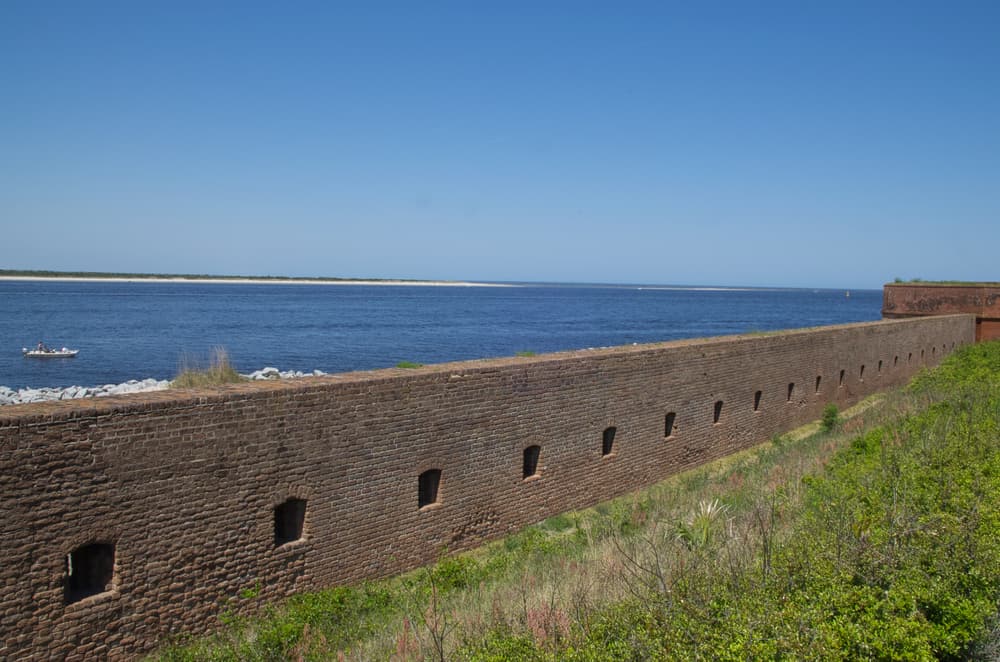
{"left": 396, "top": 361, "right": 423, "bottom": 369}
{"left": 515, "top": 351, "right": 537, "bottom": 357}
{"left": 172, "top": 347, "right": 246, "bottom": 388}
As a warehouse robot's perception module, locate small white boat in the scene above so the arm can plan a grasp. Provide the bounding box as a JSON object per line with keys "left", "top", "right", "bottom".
{"left": 22, "top": 347, "right": 79, "bottom": 358}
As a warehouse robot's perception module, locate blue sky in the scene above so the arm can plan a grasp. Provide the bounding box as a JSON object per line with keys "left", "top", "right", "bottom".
{"left": 2, "top": 2, "right": 997, "bottom": 288}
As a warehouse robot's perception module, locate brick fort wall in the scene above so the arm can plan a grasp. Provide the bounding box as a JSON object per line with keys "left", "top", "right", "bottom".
{"left": 0, "top": 314, "right": 975, "bottom": 660}
{"left": 883, "top": 283, "right": 1000, "bottom": 341}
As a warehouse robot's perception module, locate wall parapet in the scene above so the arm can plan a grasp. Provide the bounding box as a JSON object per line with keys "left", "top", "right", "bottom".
{"left": 0, "top": 315, "right": 976, "bottom": 660}
{"left": 883, "top": 283, "right": 1000, "bottom": 341}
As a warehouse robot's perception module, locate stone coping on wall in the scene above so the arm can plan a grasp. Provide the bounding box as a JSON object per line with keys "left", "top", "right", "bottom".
{"left": 0, "top": 314, "right": 974, "bottom": 426}
{"left": 884, "top": 281, "right": 1000, "bottom": 287}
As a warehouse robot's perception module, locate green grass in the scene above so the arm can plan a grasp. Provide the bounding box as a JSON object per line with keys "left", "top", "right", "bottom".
{"left": 171, "top": 347, "right": 247, "bottom": 388}
{"left": 395, "top": 361, "right": 424, "bottom": 369}
{"left": 515, "top": 351, "right": 537, "bottom": 357}
{"left": 151, "top": 342, "right": 1000, "bottom": 660}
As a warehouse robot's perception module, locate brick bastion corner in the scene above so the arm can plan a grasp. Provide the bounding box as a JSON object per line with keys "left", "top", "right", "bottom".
{"left": 0, "top": 314, "right": 977, "bottom": 660}
{"left": 883, "top": 282, "right": 1000, "bottom": 341}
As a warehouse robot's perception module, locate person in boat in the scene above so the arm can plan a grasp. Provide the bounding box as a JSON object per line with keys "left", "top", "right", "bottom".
{"left": 36, "top": 341, "right": 46, "bottom": 352}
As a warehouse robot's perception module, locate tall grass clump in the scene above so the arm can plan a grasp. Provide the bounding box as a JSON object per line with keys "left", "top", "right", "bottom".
{"left": 153, "top": 342, "right": 1000, "bottom": 660}
{"left": 171, "top": 347, "right": 246, "bottom": 388}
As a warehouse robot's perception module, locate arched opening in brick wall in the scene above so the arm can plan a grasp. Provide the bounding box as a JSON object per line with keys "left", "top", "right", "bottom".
{"left": 753, "top": 390, "right": 762, "bottom": 411}
{"left": 664, "top": 412, "right": 676, "bottom": 437}
{"left": 65, "top": 542, "right": 115, "bottom": 604}
{"left": 522, "top": 445, "right": 541, "bottom": 479}
{"left": 274, "top": 498, "right": 307, "bottom": 546}
{"left": 418, "top": 469, "right": 442, "bottom": 509}
{"left": 602, "top": 427, "right": 617, "bottom": 456}
{"left": 787, "top": 383, "right": 795, "bottom": 401}
{"left": 713, "top": 401, "right": 723, "bottom": 424}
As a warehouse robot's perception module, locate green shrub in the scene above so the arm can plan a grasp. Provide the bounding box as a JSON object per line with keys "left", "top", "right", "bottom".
{"left": 396, "top": 361, "right": 423, "bottom": 369}
{"left": 462, "top": 630, "right": 547, "bottom": 661}
{"left": 820, "top": 403, "right": 839, "bottom": 432}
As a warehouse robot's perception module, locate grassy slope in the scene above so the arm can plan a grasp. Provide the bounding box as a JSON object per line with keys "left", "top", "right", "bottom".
{"left": 153, "top": 342, "right": 1000, "bottom": 661}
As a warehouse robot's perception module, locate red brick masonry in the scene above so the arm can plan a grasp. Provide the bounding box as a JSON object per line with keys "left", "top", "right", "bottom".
{"left": 883, "top": 283, "right": 1000, "bottom": 341}
{"left": 0, "top": 315, "right": 975, "bottom": 660}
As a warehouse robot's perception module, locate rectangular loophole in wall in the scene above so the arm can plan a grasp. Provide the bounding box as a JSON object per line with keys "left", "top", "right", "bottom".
{"left": 523, "top": 445, "right": 540, "bottom": 479}
{"left": 713, "top": 401, "right": 723, "bottom": 424}
{"left": 787, "top": 383, "right": 794, "bottom": 401}
{"left": 274, "top": 498, "right": 307, "bottom": 546}
{"left": 65, "top": 542, "right": 115, "bottom": 604}
{"left": 664, "top": 412, "right": 676, "bottom": 437}
{"left": 753, "top": 390, "right": 762, "bottom": 412}
{"left": 839, "top": 369, "right": 845, "bottom": 387}
{"left": 815, "top": 376, "right": 821, "bottom": 394}
{"left": 878, "top": 360, "right": 883, "bottom": 374}
{"left": 860, "top": 364, "right": 865, "bottom": 381}
{"left": 419, "top": 469, "right": 441, "bottom": 509}
{"left": 602, "top": 427, "right": 616, "bottom": 456}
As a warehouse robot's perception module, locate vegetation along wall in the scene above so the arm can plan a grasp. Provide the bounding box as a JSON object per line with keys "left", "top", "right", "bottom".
{"left": 0, "top": 314, "right": 975, "bottom": 660}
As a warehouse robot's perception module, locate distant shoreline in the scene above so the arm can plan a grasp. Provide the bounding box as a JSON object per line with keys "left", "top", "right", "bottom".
{"left": 0, "top": 275, "right": 513, "bottom": 287}
{"left": 0, "top": 271, "right": 879, "bottom": 291}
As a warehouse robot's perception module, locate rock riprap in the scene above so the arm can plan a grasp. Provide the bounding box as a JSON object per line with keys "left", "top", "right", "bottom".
{"left": 245, "top": 367, "right": 328, "bottom": 380}
{"left": 0, "top": 378, "right": 170, "bottom": 406}
{"left": 0, "top": 368, "right": 328, "bottom": 406}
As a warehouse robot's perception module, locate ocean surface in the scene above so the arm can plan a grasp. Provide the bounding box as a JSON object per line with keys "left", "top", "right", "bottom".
{"left": 0, "top": 280, "right": 882, "bottom": 390}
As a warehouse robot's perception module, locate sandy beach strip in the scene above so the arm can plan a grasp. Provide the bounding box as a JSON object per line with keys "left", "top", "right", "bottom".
{"left": 0, "top": 275, "right": 516, "bottom": 287}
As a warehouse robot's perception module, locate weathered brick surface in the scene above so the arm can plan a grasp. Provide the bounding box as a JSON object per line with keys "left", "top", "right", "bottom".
{"left": 883, "top": 283, "right": 1000, "bottom": 340}
{"left": 0, "top": 315, "right": 975, "bottom": 660}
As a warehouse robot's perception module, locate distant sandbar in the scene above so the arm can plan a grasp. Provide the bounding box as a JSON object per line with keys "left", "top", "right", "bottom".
{"left": 0, "top": 275, "right": 514, "bottom": 287}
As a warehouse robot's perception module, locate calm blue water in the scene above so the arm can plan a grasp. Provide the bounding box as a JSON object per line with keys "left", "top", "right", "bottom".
{"left": 0, "top": 281, "right": 882, "bottom": 389}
